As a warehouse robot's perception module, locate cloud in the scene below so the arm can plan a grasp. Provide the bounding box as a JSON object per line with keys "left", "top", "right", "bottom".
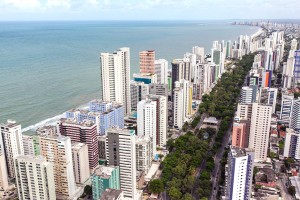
{"left": 1, "top": 0, "right": 42, "bottom": 10}
{"left": 46, "top": 0, "right": 71, "bottom": 9}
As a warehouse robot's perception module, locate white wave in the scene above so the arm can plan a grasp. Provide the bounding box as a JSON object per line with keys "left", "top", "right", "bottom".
{"left": 22, "top": 102, "right": 90, "bottom": 132}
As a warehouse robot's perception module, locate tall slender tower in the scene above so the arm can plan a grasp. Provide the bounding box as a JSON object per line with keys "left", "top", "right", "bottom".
{"left": 106, "top": 128, "right": 137, "bottom": 199}
{"left": 225, "top": 147, "right": 254, "bottom": 200}
{"left": 100, "top": 47, "right": 131, "bottom": 115}
{"left": 137, "top": 99, "right": 157, "bottom": 157}
{"left": 248, "top": 103, "right": 272, "bottom": 161}
{"left": 140, "top": 50, "right": 155, "bottom": 74}
{"left": 39, "top": 135, "right": 77, "bottom": 199}
{"left": 14, "top": 155, "right": 56, "bottom": 200}
{"left": 0, "top": 120, "right": 24, "bottom": 179}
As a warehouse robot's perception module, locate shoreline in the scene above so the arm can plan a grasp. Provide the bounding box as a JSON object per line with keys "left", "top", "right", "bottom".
{"left": 20, "top": 25, "right": 260, "bottom": 133}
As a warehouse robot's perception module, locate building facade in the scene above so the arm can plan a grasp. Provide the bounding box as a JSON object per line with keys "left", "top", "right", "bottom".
{"left": 100, "top": 48, "right": 131, "bottom": 115}
{"left": 14, "top": 155, "right": 56, "bottom": 200}
{"left": 106, "top": 128, "right": 137, "bottom": 199}
{"left": 71, "top": 143, "right": 90, "bottom": 184}
{"left": 248, "top": 103, "right": 272, "bottom": 161}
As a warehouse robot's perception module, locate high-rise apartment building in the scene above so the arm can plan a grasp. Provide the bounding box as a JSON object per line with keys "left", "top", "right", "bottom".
{"left": 291, "top": 100, "right": 300, "bottom": 131}
{"left": 284, "top": 129, "right": 300, "bottom": 159}
{"left": 137, "top": 99, "right": 157, "bottom": 156}
{"left": 171, "top": 59, "right": 192, "bottom": 98}
{"left": 236, "top": 104, "right": 253, "bottom": 121}
{"left": 14, "top": 155, "right": 56, "bottom": 200}
{"left": 130, "top": 80, "right": 149, "bottom": 111}
{"left": 0, "top": 132, "right": 8, "bottom": 191}
{"left": 58, "top": 119, "right": 98, "bottom": 169}
{"left": 240, "top": 86, "right": 257, "bottom": 104}
{"left": 66, "top": 100, "right": 124, "bottom": 135}
{"left": 192, "top": 46, "right": 205, "bottom": 63}
{"left": 40, "top": 135, "right": 77, "bottom": 199}
{"left": 155, "top": 59, "right": 168, "bottom": 84}
{"left": 293, "top": 50, "right": 300, "bottom": 84}
{"left": 248, "top": 103, "right": 272, "bottom": 161}
{"left": 71, "top": 143, "right": 90, "bottom": 184}
{"left": 139, "top": 50, "right": 155, "bottom": 74}
{"left": 225, "top": 147, "right": 254, "bottom": 200}
{"left": 173, "top": 84, "right": 184, "bottom": 129}
{"left": 106, "top": 128, "right": 138, "bottom": 199}
{"left": 22, "top": 135, "right": 35, "bottom": 156}
{"left": 91, "top": 165, "right": 120, "bottom": 200}
{"left": 280, "top": 93, "right": 295, "bottom": 124}
{"left": 149, "top": 83, "right": 168, "bottom": 97}
{"left": 0, "top": 120, "right": 24, "bottom": 179}
{"left": 100, "top": 47, "right": 131, "bottom": 115}
{"left": 148, "top": 95, "right": 167, "bottom": 147}
{"left": 232, "top": 122, "right": 248, "bottom": 148}
{"left": 136, "top": 136, "right": 152, "bottom": 173}
{"left": 258, "top": 87, "right": 278, "bottom": 113}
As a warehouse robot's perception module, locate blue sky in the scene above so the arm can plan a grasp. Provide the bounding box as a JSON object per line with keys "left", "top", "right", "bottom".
{"left": 0, "top": 0, "right": 299, "bottom": 21}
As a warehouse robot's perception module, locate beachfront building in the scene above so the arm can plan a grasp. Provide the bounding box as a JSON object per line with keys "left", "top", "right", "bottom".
{"left": 225, "top": 147, "right": 254, "bottom": 200}
{"left": 100, "top": 47, "right": 131, "bottom": 115}
{"left": 248, "top": 103, "right": 272, "bottom": 161}
{"left": 14, "top": 155, "right": 56, "bottom": 200}
{"left": 140, "top": 50, "right": 155, "bottom": 74}
{"left": 39, "top": 135, "right": 77, "bottom": 199}
{"left": 0, "top": 120, "right": 24, "bottom": 179}
{"left": 58, "top": 118, "right": 98, "bottom": 169}
{"left": 66, "top": 100, "right": 124, "bottom": 135}
{"left": 91, "top": 165, "right": 120, "bottom": 200}
{"left": 106, "top": 128, "right": 138, "bottom": 199}
{"left": 71, "top": 143, "right": 90, "bottom": 184}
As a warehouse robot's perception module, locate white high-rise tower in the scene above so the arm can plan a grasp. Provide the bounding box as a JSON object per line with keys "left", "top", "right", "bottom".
{"left": 100, "top": 47, "right": 131, "bottom": 115}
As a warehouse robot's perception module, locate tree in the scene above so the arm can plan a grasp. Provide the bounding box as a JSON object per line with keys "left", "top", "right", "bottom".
{"left": 149, "top": 179, "right": 164, "bottom": 194}
{"left": 288, "top": 186, "right": 296, "bottom": 196}
{"left": 168, "top": 187, "right": 182, "bottom": 200}
{"left": 181, "top": 193, "right": 193, "bottom": 200}
{"left": 84, "top": 185, "right": 92, "bottom": 196}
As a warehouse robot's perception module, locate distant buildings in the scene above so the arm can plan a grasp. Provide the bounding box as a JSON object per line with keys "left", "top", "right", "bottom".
{"left": 240, "top": 86, "right": 257, "bottom": 104}
{"left": 225, "top": 147, "right": 254, "bottom": 200}
{"left": 14, "top": 155, "right": 56, "bottom": 200}
{"left": 293, "top": 50, "right": 300, "bottom": 84}
{"left": 91, "top": 165, "right": 120, "bottom": 200}
{"left": 100, "top": 47, "right": 131, "bottom": 115}
{"left": 130, "top": 81, "right": 149, "bottom": 111}
{"left": 136, "top": 136, "right": 152, "bottom": 174}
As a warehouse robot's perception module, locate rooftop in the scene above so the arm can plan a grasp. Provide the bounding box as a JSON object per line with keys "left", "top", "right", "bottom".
{"left": 230, "top": 146, "right": 254, "bottom": 158}
{"left": 100, "top": 188, "right": 123, "bottom": 200}
{"left": 93, "top": 165, "right": 118, "bottom": 179}
{"left": 71, "top": 142, "right": 87, "bottom": 151}
{"left": 59, "top": 118, "right": 96, "bottom": 127}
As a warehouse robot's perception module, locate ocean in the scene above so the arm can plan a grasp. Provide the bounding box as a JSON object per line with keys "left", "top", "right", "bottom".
{"left": 0, "top": 20, "right": 259, "bottom": 131}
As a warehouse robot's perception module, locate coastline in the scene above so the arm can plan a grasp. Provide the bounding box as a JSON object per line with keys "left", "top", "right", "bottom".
{"left": 21, "top": 25, "right": 261, "bottom": 134}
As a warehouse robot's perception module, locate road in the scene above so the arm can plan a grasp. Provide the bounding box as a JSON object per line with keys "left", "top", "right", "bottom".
{"left": 210, "top": 122, "right": 232, "bottom": 200}
{"left": 277, "top": 175, "right": 293, "bottom": 200}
